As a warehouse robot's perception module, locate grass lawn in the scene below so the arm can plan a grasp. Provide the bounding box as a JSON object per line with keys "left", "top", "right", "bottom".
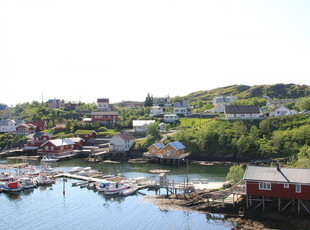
{"left": 179, "top": 118, "right": 211, "bottom": 127}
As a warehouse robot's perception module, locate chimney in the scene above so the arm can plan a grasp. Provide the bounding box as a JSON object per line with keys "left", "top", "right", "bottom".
{"left": 276, "top": 162, "right": 280, "bottom": 171}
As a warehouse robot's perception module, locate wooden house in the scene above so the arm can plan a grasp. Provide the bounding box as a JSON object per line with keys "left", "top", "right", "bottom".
{"left": 66, "top": 137, "right": 85, "bottom": 149}
{"left": 91, "top": 111, "right": 119, "bottom": 124}
{"left": 24, "top": 132, "right": 55, "bottom": 150}
{"left": 162, "top": 141, "right": 186, "bottom": 157}
{"left": 47, "top": 99, "right": 65, "bottom": 109}
{"left": 26, "top": 120, "right": 47, "bottom": 132}
{"left": 74, "top": 130, "right": 97, "bottom": 140}
{"left": 244, "top": 165, "right": 310, "bottom": 213}
{"left": 39, "top": 138, "right": 75, "bottom": 156}
{"left": 109, "top": 133, "right": 136, "bottom": 153}
{"left": 148, "top": 143, "right": 164, "bottom": 155}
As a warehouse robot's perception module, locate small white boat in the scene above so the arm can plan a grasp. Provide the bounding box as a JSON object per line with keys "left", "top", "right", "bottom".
{"left": 103, "top": 182, "right": 129, "bottom": 195}
{"left": 0, "top": 172, "right": 13, "bottom": 182}
{"left": 41, "top": 156, "right": 59, "bottom": 163}
{"left": 0, "top": 180, "right": 22, "bottom": 193}
{"left": 120, "top": 186, "right": 138, "bottom": 196}
{"left": 68, "top": 167, "right": 83, "bottom": 174}
{"left": 36, "top": 174, "right": 55, "bottom": 185}
{"left": 77, "top": 167, "right": 100, "bottom": 177}
{"left": 25, "top": 166, "right": 40, "bottom": 177}
{"left": 40, "top": 165, "right": 56, "bottom": 176}
{"left": 20, "top": 177, "right": 36, "bottom": 189}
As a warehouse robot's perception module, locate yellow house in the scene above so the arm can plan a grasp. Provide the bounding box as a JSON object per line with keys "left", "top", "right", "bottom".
{"left": 148, "top": 143, "right": 164, "bottom": 155}
{"left": 161, "top": 142, "right": 186, "bottom": 157}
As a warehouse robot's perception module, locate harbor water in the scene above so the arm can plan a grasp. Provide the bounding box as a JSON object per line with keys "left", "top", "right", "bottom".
{"left": 0, "top": 159, "right": 235, "bottom": 230}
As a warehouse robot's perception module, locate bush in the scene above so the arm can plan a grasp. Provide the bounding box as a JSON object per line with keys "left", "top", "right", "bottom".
{"left": 226, "top": 165, "right": 245, "bottom": 185}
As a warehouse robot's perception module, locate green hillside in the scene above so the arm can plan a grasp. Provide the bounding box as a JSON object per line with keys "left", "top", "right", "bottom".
{"left": 183, "top": 84, "right": 310, "bottom": 103}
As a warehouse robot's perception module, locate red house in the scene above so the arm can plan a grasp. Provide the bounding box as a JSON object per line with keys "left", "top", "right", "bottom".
{"left": 244, "top": 165, "right": 310, "bottom": 213}
{"left": 66, "top": 137, "right": 85, "bottom": 149}
{"left": 24, "top": 132, "right": 55, "bottom": 150}
{"left": 91, "top": 111, "right": 120, "bottom": 124}
{"left": 74, "top": 130, "right": 97, "bottom": 140}
{"left": 26, "top": 120, "right": 47, "bottom": 132}
{"left": 16, "top": 123, "right": 36, "bottom": 134}
{"left": 39, "top": 138, "right": 75, "bottom": 156}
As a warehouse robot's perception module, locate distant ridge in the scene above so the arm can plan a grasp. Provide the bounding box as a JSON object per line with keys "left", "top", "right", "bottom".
{"left": 182, "top": 83, "right": 310, "bottom": 102}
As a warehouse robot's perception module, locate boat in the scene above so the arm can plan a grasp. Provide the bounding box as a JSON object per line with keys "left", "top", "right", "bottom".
{"left": 103, "top": 182, "right": 129, "bottom": 195}
{"left": 35, "top": 174, "right": 55, "bottom": 185}
{"left": 120, "top": 186, "right": 138, "bottom": 196}
{"left": 0, "top": 172, "right": 13, "bottom": 182}
{"left": 77, "top": 167, "right": 100, "bottom": 177}
{"left": 25, "top": 166, "right": 40, "bottom": 177}
{"left": 41, "top": 156, "right": 59, "bottom": 163}
{"left": 20, "top": 177, "right": 36, "bottom": 189}
{"left": 40, "top": 165, "right": 56, "bottom": 176}
{"left": 0, "top": 180, "right": 22, "bottom": 193}
{"left": 68, "top": 167, "right": 83, "bottom": 174}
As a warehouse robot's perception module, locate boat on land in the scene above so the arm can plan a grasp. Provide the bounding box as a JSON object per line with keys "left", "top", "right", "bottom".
{"left": 0, "top": 180, "right": 22, "bottom": 193}
{"left": 41, "top": 156, "right": 59, "bottom": 163}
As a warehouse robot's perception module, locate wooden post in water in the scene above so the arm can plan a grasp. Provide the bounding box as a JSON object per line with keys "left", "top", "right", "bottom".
{"left": 63, "top": 175, "right": 66, "bottom": 195}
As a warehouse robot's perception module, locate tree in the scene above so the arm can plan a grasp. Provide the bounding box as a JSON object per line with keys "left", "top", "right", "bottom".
{"left": 226, "top": 165, "right": 245, "bottom": 185}
{"left": 296, "top": 97, "right": 310, "bottom": 110}
{"left": 65, "top": 120, "right": 73, "bottom": 131}
{"left": 144, "top": 93, "right": 153, "bottom": 107}
{"left": 147, "top": 122, "right": 161, "bottom": 141}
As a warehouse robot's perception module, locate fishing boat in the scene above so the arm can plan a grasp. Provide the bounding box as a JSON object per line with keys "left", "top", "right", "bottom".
{"left": 20, "top": 177, "right": 36, "bottom": 189}
{"left": 103, "top": 182, "right": 129, "bottom": 195}
{"left": 120, "top": 186, "right": 138, "bottom": 196}
{"left": 0, "top": 180, "right": 22, "bottom": 193}
{"left": 0, "top": 172, "right": 13, "bottom": 182}
{"left": 41, "top": 156, "right": 59, "bottom": 163}
{"left": 25, "top": 166, "right": 40, "bottom": 177}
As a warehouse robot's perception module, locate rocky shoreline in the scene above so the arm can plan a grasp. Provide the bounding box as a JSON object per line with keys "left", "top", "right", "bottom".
{"left": 142, "top": 194, "right": 310, "bottom": 230}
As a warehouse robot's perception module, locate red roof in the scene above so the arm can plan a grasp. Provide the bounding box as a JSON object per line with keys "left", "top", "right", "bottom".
{"left": 97, "top": 98, "right": 109, "bottom": 103}
{"left": 27, "top": 120, "right": 46, "bottom": 127}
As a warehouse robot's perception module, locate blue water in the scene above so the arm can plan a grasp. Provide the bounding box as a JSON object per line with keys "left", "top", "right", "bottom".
{"left": 0, "top": 160, "right": 234, "bottom": 230}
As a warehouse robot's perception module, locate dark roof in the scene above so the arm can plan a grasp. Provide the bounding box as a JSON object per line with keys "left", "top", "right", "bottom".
{"left": 118, "top": 133, "right": 136, "bottom": 141}
{"left": 33, "top": 132, "right": 54, "bottom": 139}
{"left": 225, "top": 106, "right": 261, "bottom": 114}
{"left": 0, "top": 105, "right": 8, "bottom": 111}
{"left": 97, "top": 98, "right": 109, "bottom": 103}
{"left": 244, "top": 165, "right": 310, "bottom": 184}
{"left": 47, "top": 99, "right": 61, "bottom": 103}
{"left": 173, "top": 101, "right": 190, "bottom": 107}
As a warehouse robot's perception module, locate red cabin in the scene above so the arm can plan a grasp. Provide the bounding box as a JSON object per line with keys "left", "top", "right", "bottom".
{"left": 244, "top": 166, "right": 310, "bottom": 200}
{"left": 74, "top": 130, "right": 97, "bottom": 140}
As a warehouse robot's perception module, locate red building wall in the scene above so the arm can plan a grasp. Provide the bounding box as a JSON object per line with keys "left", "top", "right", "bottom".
{"left": 246, "top": 181, "right": 310, "bottom": 200}
{"left": 91, "top": 115, "right": 119, "bottom": 122}
{"left": 41, "top": 142, "right": 73, "bottom": 153}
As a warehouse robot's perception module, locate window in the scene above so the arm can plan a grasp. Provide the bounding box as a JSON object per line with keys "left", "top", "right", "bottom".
{"left": 296, "top": 184, "right": 301, "bottom": 193}
{"left": 284, "top": 183, "right": 289, "bottom": 188}
{"left": 259, "top": 182, "right": 271, "bottom": 190}
{"left": 45, "top": 146, "right": 49, "bottom": 150}
{"left": 51, "top": 146, "right": 54, "bottom": 151}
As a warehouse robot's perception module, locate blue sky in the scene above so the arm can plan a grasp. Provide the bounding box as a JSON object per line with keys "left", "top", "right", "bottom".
{"left": 0, "top": 0, "right": 310, "bottom": 106}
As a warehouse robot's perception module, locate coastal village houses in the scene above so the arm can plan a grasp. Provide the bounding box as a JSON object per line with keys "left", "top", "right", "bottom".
{"left": 126, "top": 102, "right": 142, "bottom": 109}
{"left": 213, "top": 96, "right": 237, "bottom": 113}
{"left": 132, "top": 120, "right": 155, "bottom": 133}
{"left": 47, "top": 99, "right": 65, "bottom": 109}
{"left": 39, "top": 138, "right": 75, "bottom": 156}
{"left": 269, "top": 105, "right": 290, "bottom": 117}
{"left": 173, "top": 101, "right": 193, "bottom": 117}
{"left": 0, "top": 104, "right": 10, "bottom": 119}
{"left": 224, "top": 105, "right": 261, "bottom": 120}
{"left": 150, "top": 106, "right": 164, "bottom": 117}
{"left": 164, "top": 113, "right": 179, "bottom": 123}
{"left": 97, "top": 98, "right": 112, "bottom": 111}
{"left": 0, "top": 119, "right": 16, "bottom": 133}
{"left": 91, "top": 111, "right": 120, "bottom": 124}
{"left": 24, "top": 132, "right": 55, "bottom": 151}
{"left": 74, "top": 130, "right": 97, "bottom": 140}
{"left": 109, "top": 133, "right": 136, "bottom": 153}
{"left": 266, "top": 99, "right": 297, "bottom": 108}
{"left": 26, "top": 120, "right": 47, "bottom": 132}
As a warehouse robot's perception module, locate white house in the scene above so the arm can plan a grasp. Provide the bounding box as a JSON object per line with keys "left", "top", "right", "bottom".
{"left": 269, "top": 106, "right": 290, "bottom": 117}
{"left": 132, "top": 120, "right": 156, "bottom": 132}
{"left": 164, "top": 114, "right": 179, "bottom": 123}
{"left": 153, "top": 96, "right": 172, "bottom": 107}
{"left": 150, "top": 106, "right": 164, "bottom": 117}
{"left": 0, "top": 119, "right": 16, "bottom": 133}
{"left": 213, "top": 96, "right": 237, "bottom": 113}
{"left": 225, "top": 106, "right": 261, "bottom": 120}
{"left": 97, "top": 98, "right": 110, "bottom": 111}
{"left": 159, "top": 122, "right": 166, "bottom": 132}
{"left": 173, "top": 102, "right": 193, "bottom": 117}
{"left": 266, "top": 99, "right": 296, "bottom": 108}
{"left": 109, "top": 133, "right": 136, "bottom": 153}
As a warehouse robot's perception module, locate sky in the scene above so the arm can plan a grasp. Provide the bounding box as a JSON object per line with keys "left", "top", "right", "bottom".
{"left": 1, "top": 0, "right": 310, "bottom": 106}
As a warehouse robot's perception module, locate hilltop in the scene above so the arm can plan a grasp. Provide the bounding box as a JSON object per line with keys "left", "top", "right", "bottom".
{"left": 182, "top": 83, "right": 310, "bottom": 103}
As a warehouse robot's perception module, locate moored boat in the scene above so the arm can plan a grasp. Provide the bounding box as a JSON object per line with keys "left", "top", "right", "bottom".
{"left": 68, "top": 167, "right": 83, "bottom": 174}
{"left": 0, "top": 172, "right": 13, "bottom": 182}
{"left": 120, "top": 186, "right": 138, "bottom": 196}
{"left": 35, "top": 174, "right": 55, "bottom": 185}
{"left": 77, "top": 167, "right": 100, "bottom": 177}
{"left": 20, "top": 177, "right": 36, "bottom": 189}
{"left": 41, "top": 156, "right": 59, "bottom": 163}
{"left": 103, "top": 182, "right": 129, "bottom": 195}
{"left": 0, "top": 180, "right": 22, "bottom": 193}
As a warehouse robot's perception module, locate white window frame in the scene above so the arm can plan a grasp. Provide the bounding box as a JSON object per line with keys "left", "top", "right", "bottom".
{"left": 45, "top": 146, "right": 49, "bottom": 150}
{"left": 284, "top": 183, "right": 289, "bottom": 188}
{"left": 259, "top": 182, "right": 271, "bottom": 190}
{"left": 296, "top": 184, "right": 301, "bottom": 193}
{"left": 51, "top": 146, "right": 54, "bottom": 151}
